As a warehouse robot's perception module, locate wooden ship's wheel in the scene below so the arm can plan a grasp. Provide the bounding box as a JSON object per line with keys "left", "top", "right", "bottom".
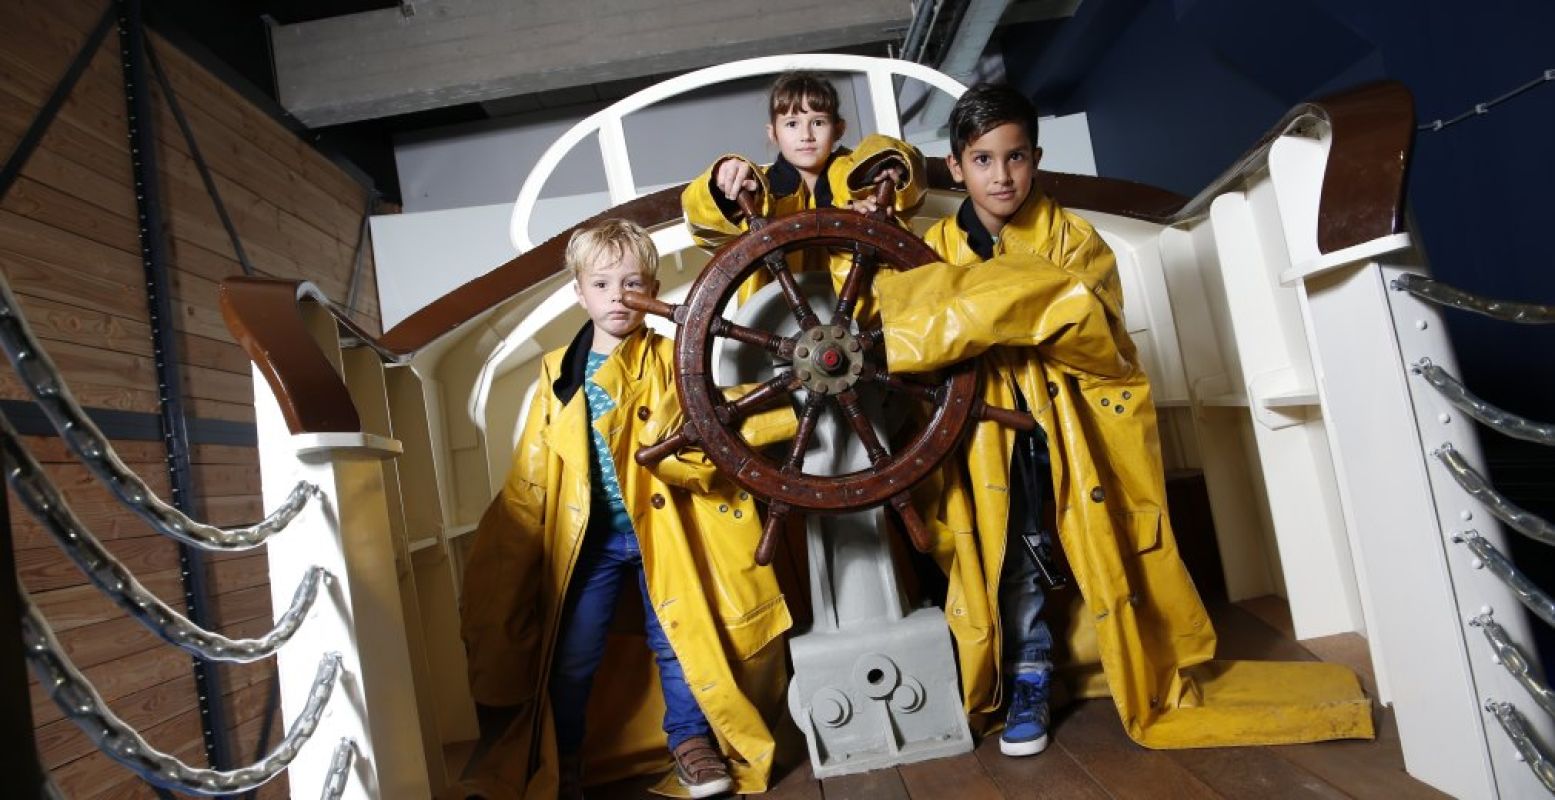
{"left": 625, "top": 185, "right": 1034, "bottom": 565}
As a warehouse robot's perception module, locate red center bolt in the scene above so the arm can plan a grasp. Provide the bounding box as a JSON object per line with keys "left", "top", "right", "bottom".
{"left": 815, "top": 345, "right": 846, "bottom": 374}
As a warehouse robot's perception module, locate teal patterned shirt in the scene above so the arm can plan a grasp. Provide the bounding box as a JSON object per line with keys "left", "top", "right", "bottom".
{"left": 583, "top": 351, "right": 633, "bottom": 532}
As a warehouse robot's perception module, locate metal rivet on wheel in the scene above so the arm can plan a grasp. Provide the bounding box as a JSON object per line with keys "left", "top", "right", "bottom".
{"left": 795, "top": 346, "right": 810, "bottom": 358}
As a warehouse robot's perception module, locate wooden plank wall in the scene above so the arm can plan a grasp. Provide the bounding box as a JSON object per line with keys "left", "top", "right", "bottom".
{"left": 1, "top": 0, "right": 385, "bottom": 796}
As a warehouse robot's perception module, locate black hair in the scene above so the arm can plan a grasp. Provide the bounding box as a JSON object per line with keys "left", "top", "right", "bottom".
{"left": 948, "top": 84, "right": 1040, "bottom": 157}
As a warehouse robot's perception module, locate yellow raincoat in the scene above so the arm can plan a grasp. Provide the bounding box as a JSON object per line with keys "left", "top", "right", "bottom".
{"left": 682, "top": 134, "right": 926, "bottom": 310}
{"left": 458, "top": 325, "right": 796, "bottom": 798}
{"left": 881, "top": 193, "right": 1374, "bottom": 747}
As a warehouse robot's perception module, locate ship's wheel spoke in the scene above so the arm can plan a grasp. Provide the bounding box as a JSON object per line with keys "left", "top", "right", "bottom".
{"left": 836, "top": 388, "right": 889, "bottom": 466}
{"left": 889, "top": 492, "right": 934, "bottom": 553}
{"left": 754, "top": 501, "right": 793, "bottom": 567}
{"left": 972, "top": 398, "right": 1038, "bottom": 431}
{"left": 763, "top": 251, "right": 823, "bottom": 330}
{"left": 711, "top": 317, "right": 795, "bottom": 360}
{"left": 781, "top": 395, "right": 827, "bottom": 473}
{"left": 620, "top": 291, "right": 685, "bottom": 323}
{"left": 634, "top": 424, "right": 697, "bottom": 467}
{"left": 833, "top": 245, "right": 879, "bottom": 328}
{"left": 862, "top": 364, "right": 940, "bottom": 405}
{"left": 715, "top": 371, "right": 800, "bottom": 426}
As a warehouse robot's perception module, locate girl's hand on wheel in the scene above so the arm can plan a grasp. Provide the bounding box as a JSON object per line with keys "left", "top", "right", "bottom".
{"left": 715, "top": 158, "right": 760, "bottom": 203}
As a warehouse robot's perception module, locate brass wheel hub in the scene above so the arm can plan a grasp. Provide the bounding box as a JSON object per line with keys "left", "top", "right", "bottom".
{"left": 792, "top": 325, "right": 864, "bottom": 395}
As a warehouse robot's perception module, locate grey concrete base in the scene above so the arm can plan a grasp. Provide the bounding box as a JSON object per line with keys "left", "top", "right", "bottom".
{"left": 787, "top": 607, "right": 973, "bottom": 778}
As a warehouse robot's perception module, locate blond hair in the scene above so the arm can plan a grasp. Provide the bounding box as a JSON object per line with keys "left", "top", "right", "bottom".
{"left": 564, "top": 218, "right": 659, "bottom": 281}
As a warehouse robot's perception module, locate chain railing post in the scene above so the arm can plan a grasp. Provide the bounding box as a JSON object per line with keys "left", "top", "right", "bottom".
{"left": 1, "top": 479, "right": 49, "bottom": 796}
{"left": 115, "top": 0, "right": 232, "bottom": 776}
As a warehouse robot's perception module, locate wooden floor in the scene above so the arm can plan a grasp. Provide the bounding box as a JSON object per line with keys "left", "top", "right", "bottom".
{"left": 580, "top": 598, "right": 1450, "bottom": 800}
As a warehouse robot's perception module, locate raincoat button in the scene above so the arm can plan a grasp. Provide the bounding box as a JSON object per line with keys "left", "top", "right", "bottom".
{"left": 1090, "top": 486, "right": 1105, "bottom": 502}
{"left": 718, "top": 504, "right": 729, "bottom": 513}
{"left": 734, "top": 509, "right": 743, "bottom": 519}
{"left": 1100, "top": 398, "right": 1110, "bottom": 407}
{"left": 1122, "top": 390, "right": 1132, "bottom": 400}
{"left": 1047, "top": 381, "right": 1058, "bottom": 397}
{"left": 739, "top": 492, "right": 749, "bottom": 500}
{"left": 651, "top": 494, "right": 666, "bottom": 509}
{"left": 637, "top": 406, "right": 650, "bottom": 420}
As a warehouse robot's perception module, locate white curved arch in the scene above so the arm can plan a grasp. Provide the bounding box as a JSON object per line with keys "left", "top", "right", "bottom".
{"left": 508, "top": 54, "right": 968, "bottom": 253}
{"left": 478, "top": 55, "right": 966, "bottom": 440}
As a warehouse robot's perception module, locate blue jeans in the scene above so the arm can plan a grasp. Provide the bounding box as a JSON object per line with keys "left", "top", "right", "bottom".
{"left": 1002, "top": 426, "right": 1055, "bottom": 672}
{"left": 548, "top": 524, "right": 711, "bottom": 753}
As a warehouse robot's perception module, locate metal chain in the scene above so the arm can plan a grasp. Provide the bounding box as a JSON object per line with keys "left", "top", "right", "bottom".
{"left": 21, "top": 593, "right": 343, "bottom": 796}
{"left": 3, "top": 410, "right": 327, "bottom": 662}
{"left": 1414, "top": 360, "right": 1555, "bottom": 446}
{"left": 0, "top": 273, "right": 318, "bottom": 550}
{"left": 1454, "top": 531, "right": 1555, "bottom": 629}
{"left": 1484, "top": 700, "right": 1555, "bottom": 793}
{"left": 1471, "top": 613, "right": 1555, "bottom": 718}
{"left": 1392, "top": 273, "right": 1555, "bottom": 324}
{"left": 320, "top": 739, "right": 357, "bottom": 800}
{"left": 1435, "top": 444, "right": 1555, "bottom": 547}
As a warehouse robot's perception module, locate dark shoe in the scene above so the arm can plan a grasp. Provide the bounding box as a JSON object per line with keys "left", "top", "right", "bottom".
{"left": 671, "top": 736, "right": 733, "bottom": 798}
{"left": 1000, "top": 670, "right": 1051, "bottom": 756}
{"left": 557, "top": 751, "right": 584, "bottom": 800}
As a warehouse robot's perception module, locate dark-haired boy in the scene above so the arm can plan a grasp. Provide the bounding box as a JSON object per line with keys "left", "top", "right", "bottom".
{"left": 920, "top": 83, "right": 1112, "bottom": 758}
{"left": 877, "top": 85, "right": 1373, "bottom": 756}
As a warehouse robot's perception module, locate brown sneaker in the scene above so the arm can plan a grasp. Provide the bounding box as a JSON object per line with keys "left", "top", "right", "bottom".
{"left": 557, "top": 751, "right": 584, "bottom": 800}
{"left": 671, "top": 736, "right": 732, "bottom": 798}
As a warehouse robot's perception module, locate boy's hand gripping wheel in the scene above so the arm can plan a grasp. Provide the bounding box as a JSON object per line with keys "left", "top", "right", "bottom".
{"left": 624, "top": 177, "right": 1034, "bottom": 565}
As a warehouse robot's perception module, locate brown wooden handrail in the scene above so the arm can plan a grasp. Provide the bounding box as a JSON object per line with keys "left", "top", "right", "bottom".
{"left": 221, "top": 81, "right": 1414, "bottom": 434}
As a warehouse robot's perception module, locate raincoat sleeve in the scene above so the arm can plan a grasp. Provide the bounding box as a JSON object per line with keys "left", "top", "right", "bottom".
{"left": 459, "top": 368, "right": 553, "bottom": 707}
{"left": 875, "top": 255, "right": 1136, "bottom": 380}
{"left": 837, "top": 133, "right": 927, "bottom": 215}
{"left": 682, "top": 154, "right": 774, "bottom": 249}
{"left": 644, "top": 381, "right": 797, "bottom": 492}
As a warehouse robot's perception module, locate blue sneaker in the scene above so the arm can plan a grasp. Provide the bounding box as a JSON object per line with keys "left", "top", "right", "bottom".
{"left": 1000, "top": 670, "right": 1051, "bottom": 756}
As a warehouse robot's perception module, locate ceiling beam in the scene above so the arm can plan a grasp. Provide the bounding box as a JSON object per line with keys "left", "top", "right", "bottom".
{"left": 269, "top": 0, "right": 914, "bottom": 127}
